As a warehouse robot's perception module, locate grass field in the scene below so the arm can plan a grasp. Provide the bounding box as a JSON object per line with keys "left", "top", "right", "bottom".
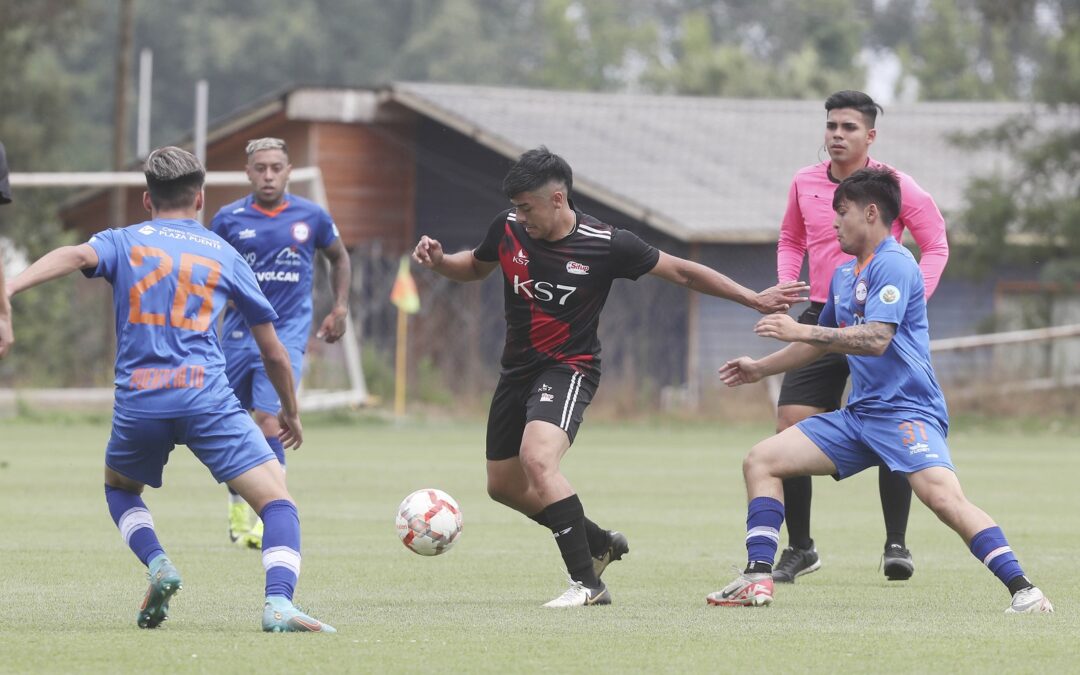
{"left": 0, "top": 415, "right": 1074, "bottom": 674}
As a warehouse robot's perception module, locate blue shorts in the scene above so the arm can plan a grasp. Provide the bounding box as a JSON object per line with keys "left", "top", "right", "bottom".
{"left": 106, "top": 404, "right": 277, "bottom": 488}
{"left": 223, "top": 345, "right": 304, "bottom": 415}
{"left": 797, "top": 408, "right": 954, "bottom": 479}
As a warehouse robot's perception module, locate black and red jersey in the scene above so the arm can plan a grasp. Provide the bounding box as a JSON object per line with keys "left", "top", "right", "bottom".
{"left": 474, "top": 208, "right": 659, "bottom": 380}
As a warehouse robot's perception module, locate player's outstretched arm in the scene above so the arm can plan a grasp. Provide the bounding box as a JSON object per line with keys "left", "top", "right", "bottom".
{"left": 648, "top": 251, "right": 808, "bottom": 313}
{"left": 251, "top": 322, "right": 303, "bottom": 449}
{"left": 754, "top": 313, "right": 896, "bottom": 356}
{"left": 412, "top": 235, "right": 497, "bottom": 282}
{"left": 719, "top": 342, "right": 825, "bottom": 387}
{"left": 7, "top": 244, "right": 99, "bottom": 297}
{"left": 0, "top": 260, "right": 12, "bottom": 358}
{"left": 316, "top": 239, "right": 351, "bottom": 343}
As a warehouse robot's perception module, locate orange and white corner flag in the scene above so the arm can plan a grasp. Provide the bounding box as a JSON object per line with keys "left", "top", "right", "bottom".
{"left": 390, "top": 255, "right": 420, "bottom": 314}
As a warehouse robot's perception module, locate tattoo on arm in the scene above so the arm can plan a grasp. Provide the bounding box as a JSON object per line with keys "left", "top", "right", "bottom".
{"left": 804, "top": 322, "right": 896, "bottom": 356}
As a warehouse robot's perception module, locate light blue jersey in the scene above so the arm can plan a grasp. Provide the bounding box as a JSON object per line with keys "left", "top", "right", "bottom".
{"left": 797, "top": 237, "right": 953, "bottom": 478}
{"left": 211, "top": 193, "right": 338, "bottom": 352}
{"left": 84, "top": 219, "right": 277, "bottom": 418}
{"left": 818, "top": 237, "right": 949, "bottom": 430}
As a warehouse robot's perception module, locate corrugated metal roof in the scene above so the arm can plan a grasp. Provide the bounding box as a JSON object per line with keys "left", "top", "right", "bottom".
{"left": 387, "top": 82, "right": 1075, "bottom": 243}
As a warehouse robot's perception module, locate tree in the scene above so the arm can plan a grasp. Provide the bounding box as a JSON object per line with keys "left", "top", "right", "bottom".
{"left": 642, "top": 0, "right": 867, "bottom": 98}
{"left": 951, "top": 11, "right": 1080, "bottom": 283}
{"left": 0, "top": 0, "right": 112, "bottom": 386}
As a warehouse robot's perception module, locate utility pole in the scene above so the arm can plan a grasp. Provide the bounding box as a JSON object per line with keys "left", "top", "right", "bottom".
{"left": 105, "top": 0, "right": 135, "bottom": 379}
{"left": 110, "top": 0, "right": 135, "bottom": 228}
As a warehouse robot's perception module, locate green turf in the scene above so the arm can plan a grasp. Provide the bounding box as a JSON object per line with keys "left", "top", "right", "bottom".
{"left": 0, "top": 418, "right": 1073, "bottom": 674}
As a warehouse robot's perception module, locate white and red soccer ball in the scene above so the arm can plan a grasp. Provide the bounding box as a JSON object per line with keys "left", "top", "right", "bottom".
{"left": 396, "top": 488, "right": 463, "bottom": 556}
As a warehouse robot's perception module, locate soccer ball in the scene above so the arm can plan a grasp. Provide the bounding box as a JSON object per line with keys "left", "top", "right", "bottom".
{"left": 395, "top": 488, "right": 463, "bottom": 556}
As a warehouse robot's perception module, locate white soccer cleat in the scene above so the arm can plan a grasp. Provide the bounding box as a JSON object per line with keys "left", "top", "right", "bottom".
{"left": 1005, "top": 586, "right": 1053, "bottom": 614}
{"left": 706, "top": 570, "right": 774, "bottom": 607}
{"left": 543, "top": 580, "right": 611, "bottom": 608}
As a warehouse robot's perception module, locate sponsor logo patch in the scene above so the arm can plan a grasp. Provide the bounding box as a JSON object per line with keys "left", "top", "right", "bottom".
{"left": 540, "top": 393, "right": 555, "bottom": 403}
{"left": 879, "top": 285, "right": 901, "bottom": 304}
{"left": 291, "top": 222, "right": 310, "bottom": 243}
{"left": 513, "top": 248, "right": 530, "bottom": 266}
{"left": 138, "top": 225, "right": 156, "bottom": 235}
{"left": 238, "top": 228, "right": 256, "bottom": 240}
{"left": 566, "top": 261, "right": 590, "bottom": 275}
{"left": 275, "top": 247, "right": 304, "bottom": 266}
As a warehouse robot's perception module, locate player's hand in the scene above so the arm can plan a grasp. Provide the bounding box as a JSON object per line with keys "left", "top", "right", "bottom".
{"left": 0, "top": 314, "right": 12, "bottom": 359}
{"left": 412, "top": 235, "right": 444, "bottom": 270}
{"left": 752, "top": 281, "right": 809, "bottom": 314}
{"left": 718, "top": 357, "right": 762, "bottom": 386}
{"left": 277, "top": 410, "right": 304, "bottom": 450}
{"left": 316, "top": 306, "right": 348, "bottom": 343}
{"left": 754, "top": 313, "right": 805, "bottom": 343}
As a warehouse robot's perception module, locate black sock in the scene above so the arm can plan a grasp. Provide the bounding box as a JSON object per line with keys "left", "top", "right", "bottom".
{"left": 543, "top": 495, "right": 600, "bottom": 587}
{"left": 746, "top": 561, "right": 773, "bottom": 574}
{"left": 782, "top": 476, "right": 813, "bottom": 550}
{"left": 583, "top": 517, "right": 610, "bottom": 557}
{"left": 1006, "top": 574, "right": 1034, "bottom": 596}
{"left": 531, "top": 511, "right": 609, "bottom": 557}
{"left": 879, "top": 466, "right": 912, "bottom": 548}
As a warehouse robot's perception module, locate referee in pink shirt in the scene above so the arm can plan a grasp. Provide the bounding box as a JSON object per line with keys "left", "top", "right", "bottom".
{"left": 771, "top": 90, "right": 949, "bottom": 583}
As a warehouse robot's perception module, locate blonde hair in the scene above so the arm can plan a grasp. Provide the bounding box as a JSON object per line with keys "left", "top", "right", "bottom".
{"left": 144, "top": 146, "right": 204, "bottom": 209}
{"left": 245, "top": 137, "right": 288, "bottom": 158}
{"left": 145, "top": 146, "right": 204, "bottom": 182}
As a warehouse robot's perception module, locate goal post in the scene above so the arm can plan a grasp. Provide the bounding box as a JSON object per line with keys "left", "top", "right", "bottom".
{"left": 7, "top": 167, "right": 370, "bottom": 411}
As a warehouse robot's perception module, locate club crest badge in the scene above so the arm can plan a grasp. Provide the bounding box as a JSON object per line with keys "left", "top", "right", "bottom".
{"left": 855, "top": 280, "right": 868, "bottom": 303}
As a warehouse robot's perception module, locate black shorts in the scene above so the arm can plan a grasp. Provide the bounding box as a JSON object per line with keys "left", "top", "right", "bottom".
{"left": 777, "top": 303, "right": 850, "bottom": 411}
{"left": 485, "top": 365, "right": 598, "bottom": 461}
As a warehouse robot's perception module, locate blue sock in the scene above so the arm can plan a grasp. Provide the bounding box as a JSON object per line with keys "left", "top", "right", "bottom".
{"left": 104, "top": 485, "right": 166, "bottom": 567}
{"left": 969, "top": 526, "right": 1025, "bottom": 588}
{"left": 266, "top": 436, "right": 286, "bottom": 467}
{"left": 746, "top": 496, "right": 785, "bottom": 568}
{"left": 261, "top": 499, "right": 301, "bottom": 601}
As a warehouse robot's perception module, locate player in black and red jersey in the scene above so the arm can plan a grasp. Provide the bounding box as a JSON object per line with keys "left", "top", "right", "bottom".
{"left": 413, "top": 147, "right": 807, "bottom": 607}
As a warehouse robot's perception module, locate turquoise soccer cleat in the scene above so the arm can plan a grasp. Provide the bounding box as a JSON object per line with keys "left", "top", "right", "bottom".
{"left": 262, "top": 596, "right": 336, "bottom": 633}
{"left": 138, "top": 556, "right": 182, "bottom": 629}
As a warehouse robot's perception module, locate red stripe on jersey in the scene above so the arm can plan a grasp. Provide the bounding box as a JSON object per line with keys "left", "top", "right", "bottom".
{"left": 560, "top": 353, "right": 595, "bottom": 367}
{"left": 529, "top": 305, "right": 571, "bottom": 358}
{"left": 498, "top": 223, "right": 580, "bottom": 363}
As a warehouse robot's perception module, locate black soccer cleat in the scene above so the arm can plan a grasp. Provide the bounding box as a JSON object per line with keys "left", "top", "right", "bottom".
{"left": 883, "top": 544, "right": 914, "bottom": 581}
{"left": 593, "top": 530, "right": 629, "bottom": 579}
{"left": 771, "top": 545, "right": 821, "bottom": 583}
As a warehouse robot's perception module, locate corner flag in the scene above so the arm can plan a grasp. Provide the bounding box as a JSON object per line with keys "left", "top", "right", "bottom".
{"left": 390, "top": 256, "right": 420, "bottom": 314}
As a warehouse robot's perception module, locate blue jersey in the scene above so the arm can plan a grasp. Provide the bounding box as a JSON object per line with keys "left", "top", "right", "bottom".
{"left": 819, "top": 238, "right": 948, "bottom": 430}
{"left": 210, "top": 193, "right": 339, "bottom": 352}
{"left": 84, "top": 219, "right": 277, "bottom": 418}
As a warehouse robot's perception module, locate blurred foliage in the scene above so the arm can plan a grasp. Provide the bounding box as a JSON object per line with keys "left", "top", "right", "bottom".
{"left": 0, "top": 0, "right": 107, "bottom": 385}
{"left": 950, "top": 11, "right": 1080, "bottom": 282}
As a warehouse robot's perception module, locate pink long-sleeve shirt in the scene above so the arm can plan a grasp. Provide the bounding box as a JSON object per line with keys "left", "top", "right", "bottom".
{"left": 777, "top": 159, "right": 949, "bottom": 302}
